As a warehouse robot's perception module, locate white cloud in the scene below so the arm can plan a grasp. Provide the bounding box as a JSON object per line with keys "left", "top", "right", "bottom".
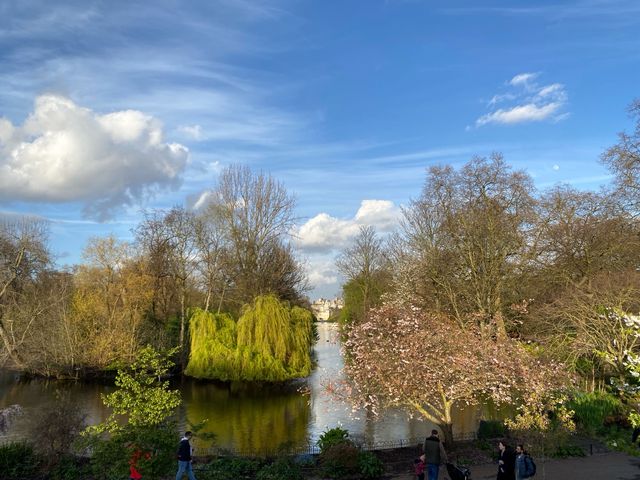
{"left": 0, "top": 94, "right": 188, "bottom": 220}
{"left": 293, "top": 199, "right": 401, "bottom": 253}
{"left": 354, "top": 199, "right": 402, "bottom": 230}
{"left": 476, "top": 102, "right": 563, "bottom": 126}
{"left": 475, "top": 73, "right": 568, "bottom": 127}
{"left": 307, "top": 259, "right": 339, "bottom": 287}
{"left": 509, "top": 72, "right": 538, "bottom": 86}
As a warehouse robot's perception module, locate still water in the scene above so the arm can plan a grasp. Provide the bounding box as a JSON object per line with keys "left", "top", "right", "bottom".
{"left": 0, "top": 323, "right": 502, "bottom": 453}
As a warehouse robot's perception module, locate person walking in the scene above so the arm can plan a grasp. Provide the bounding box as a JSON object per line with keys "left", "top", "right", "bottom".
{"left": 176, "top": 431, "right": 197, "bottom": 480}
{"left": 515, "top": 444, "right": 536, "bottom": 479}
{"left": 423, "top": 429, "right": 448, "bottom": 480}
{"left": 497, "top": 440, "right": 516, "bottom": 480}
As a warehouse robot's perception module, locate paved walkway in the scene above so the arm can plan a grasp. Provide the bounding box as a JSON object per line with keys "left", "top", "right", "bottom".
{"left": 390, "top": 452, "right": 640, "bottom": 480}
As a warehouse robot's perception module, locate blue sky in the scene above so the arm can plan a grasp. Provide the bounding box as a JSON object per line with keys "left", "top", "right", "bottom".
{"left": 1, "top": 0, "right": 639, "bottom": 298}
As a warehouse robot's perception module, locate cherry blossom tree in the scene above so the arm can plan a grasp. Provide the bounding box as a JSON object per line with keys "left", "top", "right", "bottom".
{"left": 341, "top": 301, "right": 567, "bottom": 445}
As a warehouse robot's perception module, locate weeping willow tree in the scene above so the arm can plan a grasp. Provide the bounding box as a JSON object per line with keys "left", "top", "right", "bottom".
{"left": 185, "top": 309, "right": 237, "bottom": 380}
{"left": 186, "top": 295, "right": 315, "bottom": 381}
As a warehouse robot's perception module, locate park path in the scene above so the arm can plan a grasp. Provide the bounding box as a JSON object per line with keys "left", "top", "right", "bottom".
{"left": 387, "top": 451, "right": 640, "bottom": 480}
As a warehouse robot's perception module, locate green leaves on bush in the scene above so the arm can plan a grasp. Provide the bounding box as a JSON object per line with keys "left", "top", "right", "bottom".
{"left": 319, "top": 442, "right": 360, "bottom": 479}
{"left": 358, "top": 450, "right": 384, "bottom": 479}
{"left": 256, "top": 457, "right": 304, "bottom": 480}
{"left": 0, "top": 441, "right": 39, "bottom": 480}
{"left": 317, "top": 426, "right": 351, "bottom": 454}
{"left": 197, "top": 456, "right": 262, "bottom": 480}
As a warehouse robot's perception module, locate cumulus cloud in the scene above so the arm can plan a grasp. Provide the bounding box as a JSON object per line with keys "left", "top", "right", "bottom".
{"left": 474, "top": 73, "right": 568, "bottom": 127}
{"left": 293, "top": 199, "right": 401, "bottom": 253}
{"left": 307, "top": 259, "right": 339, "bottom": 287}
{"left": 0, "top": 94, "right": 188, "bottom": 220}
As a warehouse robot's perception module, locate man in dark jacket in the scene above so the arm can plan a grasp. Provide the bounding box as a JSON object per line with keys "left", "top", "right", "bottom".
{"left": 176, "top": 431, "right": 196, "bottom": 480}
{"left": 423, "top": 429, "right": 448, "bottom": 480}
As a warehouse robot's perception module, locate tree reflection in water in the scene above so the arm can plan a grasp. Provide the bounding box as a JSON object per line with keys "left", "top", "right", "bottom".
{"left": 180, "top": 380, "right": 310, "bottom": 454}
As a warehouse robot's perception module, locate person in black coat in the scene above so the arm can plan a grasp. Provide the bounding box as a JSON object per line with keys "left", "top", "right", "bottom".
{"left": 497, "top": 440, "right": 516, "bottom": 480}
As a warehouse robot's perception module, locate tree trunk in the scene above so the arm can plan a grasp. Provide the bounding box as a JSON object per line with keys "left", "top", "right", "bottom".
{"left": 438, "top": 421, "right": 454, "bottom": 450}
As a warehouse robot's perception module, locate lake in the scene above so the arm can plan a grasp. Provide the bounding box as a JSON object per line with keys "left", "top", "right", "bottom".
{"left": 0, "top": 323, "right": 503, "bottom": 453}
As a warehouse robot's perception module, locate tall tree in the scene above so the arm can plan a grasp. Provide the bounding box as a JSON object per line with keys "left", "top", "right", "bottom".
{"left": 336, "top": 226, "right": 390, "bottom": 325}
{"left": 72, "top": 236, "right": 153, "bottom": 368}
{"left": 204, "top": 165, "right": 306, "bottom": 306}
{"left": 0, "top": 216, "right": 50, "bottom": 369}
{"left": 400, "top": 154, "right": 536, "bottom": 338}
{"left": 602, "top": 99, "right": 640, "bottom": 214}
{"left": 136, "top": 207, "right": 199, "bottom": 366}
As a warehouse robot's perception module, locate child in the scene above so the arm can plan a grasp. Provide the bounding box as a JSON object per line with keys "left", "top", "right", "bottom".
{"left": 414, "top": 453, "right": 426, "bottom": 480}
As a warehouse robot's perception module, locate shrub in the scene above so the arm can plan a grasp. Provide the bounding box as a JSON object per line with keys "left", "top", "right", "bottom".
{"left": 51, "top": 454, "right": 91, "bottom": 480}
{"left": 317, "top": 426, "right": 351, "bottom": 454}
{"left": 256, "top": 457, "right": 304, "bottom": 480}
{"left": 87, "top": 424, "right": 177, "bottom": 480}
{"left": 358, "top": 450, "right": 384, "bottom": 479}
{"left": 27, "top": 390, "right": 87, "bottom": 464}
{"left": 0, "top": 441, "right": 40, "bottom": 480}
{"left": 478, "top": 420, "right": 506, "bottom": 439}
{"left": 319, "top": 442, "right": 360, "bottom": 479}
{"left": 567, "top": 391, "right": 623, "bottom": 434}
{"left": 198, "top": 456, "right": 263, "bottom": 480}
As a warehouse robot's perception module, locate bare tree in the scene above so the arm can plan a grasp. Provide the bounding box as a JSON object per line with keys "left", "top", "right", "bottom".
{"left": 400, "top": 154, "right": 536, "bottom": 338}
{"left": 336, "top": 226, "right": 390, "bottom": 323}
{"left": 204, "top": 165, "right": 306, "bottom": 306}
{"left": 602, "top": 99, "right": 640, "bottom": 215}
{"left": 0, "top": 216, "right": 50, "bottom": 369}
{"left": 136, "top": 207, "right": 199, "bottom": 366}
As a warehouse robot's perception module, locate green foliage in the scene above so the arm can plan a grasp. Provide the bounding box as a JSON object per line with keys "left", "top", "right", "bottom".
{"left": 88, "top": 424, "right": 177, "bottom": 480}
{"left": 86, "top": 345, "right": 181, "bottom": 434}
{"left": 256, "top": 457, "right": 304, "bottom": 480}
{"left": 552, "top": 444, "right": 586, "bottom": 458}
{"left": 0, "top": 441, "right": 39, "bottom": 480}
{"left": 198, "top": 456, "right": 262, "bottom": 480}
{"left": 50, "top": 455, "right": 90, "bottom": 480}
{"left": 80, "top": 346, "right": 181, "bottom": 479}
{"left": 477, "top": 420, "right": 506, "bottom": 439}
{"left": 601, "top": 425, "right": 640, "bottom": 456}
{"left": 317, "top": 426, "right": 351, "bottom": 454}
{"left": 567, "top": 391, "right": 623, "bottom": 434}
{"left": 186, "top": 296, "right": 315, "bottom": 381}
{"left": 358, "top": 451, "right": 385, "bottom": 479}
{"left": 319, "top": 442, "right": 360, "bottom": 479}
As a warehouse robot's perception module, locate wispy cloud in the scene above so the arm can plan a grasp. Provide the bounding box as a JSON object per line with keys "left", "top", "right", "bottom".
{"left": 443, "top": 0, "right": 640, "bottom": 25}
{"left": 474, "top": 73, "right": 568, "bottom": 128}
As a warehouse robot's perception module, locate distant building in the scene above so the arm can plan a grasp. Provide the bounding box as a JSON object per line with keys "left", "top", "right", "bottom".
{"left": 310, "top": 297, "right": 343, "bottom": 321}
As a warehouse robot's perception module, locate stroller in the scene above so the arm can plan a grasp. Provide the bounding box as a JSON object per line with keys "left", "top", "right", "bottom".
{"left": 446, "top": 462, "right": 471, "bottom": 480}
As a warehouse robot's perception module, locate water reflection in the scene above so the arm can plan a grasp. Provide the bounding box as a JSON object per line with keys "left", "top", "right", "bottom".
{"left": 0, "top": 323, "right": 503, "bottom": 452}
{"left": 181, "top": 381, "right": 310, "bottom": 452}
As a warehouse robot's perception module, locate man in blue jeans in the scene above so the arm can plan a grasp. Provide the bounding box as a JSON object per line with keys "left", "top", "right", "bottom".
{"left": 423, "top": 429, "right": 448, "bottom": 480}
{"left": 176, "top": 431, "right": 197, "bottom": 480}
